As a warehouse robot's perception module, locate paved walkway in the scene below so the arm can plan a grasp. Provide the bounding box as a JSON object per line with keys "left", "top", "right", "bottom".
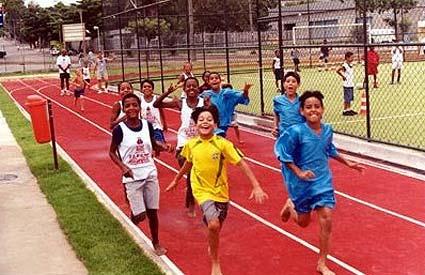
{"left": 0, "top": 110, "right": 87, "bottom": 275}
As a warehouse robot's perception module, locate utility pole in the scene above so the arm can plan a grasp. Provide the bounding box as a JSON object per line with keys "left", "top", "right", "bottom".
{"left": 187, "top": 0, "right": 194, "bottom": 61}
{"left": 79, "top": 9, "right": 86, "bottom": 54}
{"left": 248, "top": 0, "right": 254, "bottom": 40}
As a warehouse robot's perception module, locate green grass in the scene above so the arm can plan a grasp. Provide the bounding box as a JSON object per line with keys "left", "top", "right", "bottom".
{"left": 0, "top": 87, "right": 164, "bottom": 275}
{"left": 118, "top": 59, "right": 425, "bottom": 150}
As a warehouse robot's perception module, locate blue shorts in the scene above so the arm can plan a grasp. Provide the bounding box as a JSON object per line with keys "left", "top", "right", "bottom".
{"left": 153, "top": 129, "right": 165, "bottom": 143}
{"left": 293, "top": 190, "right": 336, "bottom": 214}
{"left": 343, "top": 87, "right": 354, "bottom": 103}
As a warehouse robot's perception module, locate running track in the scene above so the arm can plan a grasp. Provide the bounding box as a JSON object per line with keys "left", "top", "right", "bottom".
{"left": 1, "top": 78, "right": 424, "bottom": 275}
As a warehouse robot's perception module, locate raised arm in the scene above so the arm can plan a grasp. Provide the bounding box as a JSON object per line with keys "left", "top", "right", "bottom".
{"left": 153, "top": 83, "right": 180, "bottom": 109}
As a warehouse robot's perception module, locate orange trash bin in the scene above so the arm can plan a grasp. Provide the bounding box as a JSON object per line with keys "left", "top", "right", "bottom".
{"left": 25, "top": 95, "right": 51, "bottom": 143}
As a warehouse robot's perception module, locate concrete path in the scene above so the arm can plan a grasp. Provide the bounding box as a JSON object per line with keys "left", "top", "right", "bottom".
{"left": 0, "top": 110, "right": 87, "bottom": 275}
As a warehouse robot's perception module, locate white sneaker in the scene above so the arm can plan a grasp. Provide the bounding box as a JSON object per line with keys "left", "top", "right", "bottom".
{"left": 60, "top": 90, "right": 65, "bottom": 96}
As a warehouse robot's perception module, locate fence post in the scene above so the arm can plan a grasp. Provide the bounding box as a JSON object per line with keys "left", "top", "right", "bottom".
{"left": 278, "top": 0, "right": 284, "bottom": 91}
{"left": 362, "top": 0, "right": 371, "bottom": 141}
{"left": 224, "top": 0, "right": 231, "bottom": 82}
{"left": 157, "top": 5, "right": 165, "bottom": 93}
{"left": 118, "top": 15, "right": 125, "bottom": 82}
{"left": 135, "top": 12, "right": 142, "bottom": 85}
{"left": 256, "top": 0, "right": 265, "bottom": 115}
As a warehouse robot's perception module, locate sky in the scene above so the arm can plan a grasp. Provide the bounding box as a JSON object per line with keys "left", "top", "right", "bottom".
{"left": 25, "top": 0, "right": 78, "bottom": 8}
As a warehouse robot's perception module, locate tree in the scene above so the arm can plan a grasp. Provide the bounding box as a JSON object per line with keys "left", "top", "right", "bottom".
{"left": 341, "top": 0, "right": 418, "bottom": 40}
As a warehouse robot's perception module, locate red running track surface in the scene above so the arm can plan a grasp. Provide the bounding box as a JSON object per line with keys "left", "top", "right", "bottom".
{"left": 2, "top": 78, "right": 425, "bottom": 275}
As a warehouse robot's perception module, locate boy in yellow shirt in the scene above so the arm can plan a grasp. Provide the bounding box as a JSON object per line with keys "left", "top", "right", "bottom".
{"left": 166, "top": 105, "right": 268, "bottom": 275}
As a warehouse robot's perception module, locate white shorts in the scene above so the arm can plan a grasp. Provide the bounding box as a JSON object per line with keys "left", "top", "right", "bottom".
{"left": 392, "top": 61, "right": 403, "bottom": 70}
{"left": 124, "top": 173, "right": 159, "bottom": 216}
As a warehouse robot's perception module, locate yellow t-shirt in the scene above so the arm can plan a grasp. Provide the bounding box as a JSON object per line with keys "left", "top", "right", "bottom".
{"left": 181, "top": 135, "right": 243, "bottom": 204}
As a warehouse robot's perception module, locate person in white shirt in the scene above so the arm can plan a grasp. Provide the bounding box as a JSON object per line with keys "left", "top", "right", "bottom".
{"left": 391, "top": 45, "right": 403, "bottom": 84}
{"left": 336, "top": 51, "right": 357, "bottom": 116}
{"left": 56, "top": 49, "right": 72, "bottom": 96}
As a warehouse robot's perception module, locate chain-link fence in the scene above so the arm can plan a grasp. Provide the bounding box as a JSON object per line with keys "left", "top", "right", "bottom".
{"left": 101, "top": 0, "right": 425, "bottom": 151}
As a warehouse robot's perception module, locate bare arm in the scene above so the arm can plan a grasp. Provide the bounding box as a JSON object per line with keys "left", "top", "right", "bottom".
{"left": 285, "top": 162, "right": 316, "bottom": 180}
{"left": 109, "top": 140, "right": 133, "bottom": 179}
{"left": 110, "top": 102, "right": 126, "bottom": 129}
{"left": 336, "top": 66, "right": 346, "bottom": 80}
{"left": 242, "top": 83, "right": 253, "bottom": 98}
{"left": 332, "top": 154, "right": 365, "bottom": 173}
{"left": 153, "top": 84, "right": 180, "bottom": 109}
{"left": 237, "top": 159, "right": 268, "bottom": 203}
{"left": 165, "top": 161, "right": 193, "bottom": 192}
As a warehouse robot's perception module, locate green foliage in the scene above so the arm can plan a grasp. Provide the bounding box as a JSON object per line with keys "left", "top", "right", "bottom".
{"left": 0, "top": 86, "right": 164, "bottom": 275}
{"left": 127, "top": 18, "right": 171, "bottom": 43}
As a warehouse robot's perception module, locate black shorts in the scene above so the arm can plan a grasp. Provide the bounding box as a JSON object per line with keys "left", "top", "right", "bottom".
{"left": 293, "top": 58, "right": 300, "bottom": 65}
{"left": 59, "top": 72, "right": 70, "bottom": 79}
{"left": 274, "top": 69, "right": 283, "bottom": 81}
{"left": 74, "top": 87, "right": 85, "bottom": 98}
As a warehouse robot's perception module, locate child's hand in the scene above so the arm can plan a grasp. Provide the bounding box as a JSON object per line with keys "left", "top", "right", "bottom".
{"left": 297, "top": 170, "right": 315, "bottom": 180}
{"left": 167, "top": 83, "right": 177, "bottom": 93}
{"left": 165, "top": 180, "right": 178, "bottom": 192}
{"left": 249, "top": 186, "right": 268, "bottom": 204}
{"left": 347, "top": 161, "right": 366, "bottom": 174}
{"left": 271, "top": 127, "right": 279, "bottom": 138}
{"left": 164, "top": 143, "right": 175, "bottom": 153}
{"left": 243, "top": 83, "right": 253, "bottom": 92}
{"left": 122, "top": 166, "right": 134, "bottom": 179}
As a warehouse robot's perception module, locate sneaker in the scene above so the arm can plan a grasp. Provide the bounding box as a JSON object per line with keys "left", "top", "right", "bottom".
{"left": 60, "top": 90, "right": 65, "bottom": 96}
{"left": 348, "top": 110, "right": 358, "bottom": 115}
{"left": 342, "top": 110, "right": 351, "bottom": 116}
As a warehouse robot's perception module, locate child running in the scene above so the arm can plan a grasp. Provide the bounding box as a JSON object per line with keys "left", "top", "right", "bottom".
{"left": 109, "top": 93, "right": 174, "bottom": 256}
{"left": 275, "top": 91, "right": 364, "bottom": 275}
{"left": 140, "top": 79, "right": 167, "bottom": 143}
{"left": 72, "top": 68, "right": 89, "bottom": 112}
{"left": 166, "top": 105, "right": 268, "bottom": 275}
{"left": 200, "top": 72, "right": 251, "bottom": 137}
{"left": 153, "top": 77, "right": 204, "bottom": 217}
{"left": 272, "top": 71, "right": 305, "bottom": 138}
{"left": 110, "top": 81, "right": 134, "bottom": 129}
{"left": 82, "top": 61, "right": 91, "bottom": 89}
{"left": 221, "top": 83, "right": 244, "bottom": 144}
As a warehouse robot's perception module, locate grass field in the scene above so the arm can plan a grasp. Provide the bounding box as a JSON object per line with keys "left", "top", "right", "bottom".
{"left": 0, "top": 86, "right": 164, "bottom": 275}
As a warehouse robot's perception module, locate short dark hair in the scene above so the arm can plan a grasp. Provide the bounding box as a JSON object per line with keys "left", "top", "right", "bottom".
{"left": 208, "top": 72, "right": 221, "bottom": 80}
{"left": 202, "top": 71, "right": 211, "bottom": 79}
{"left": 345, "top": 51, "right": 354, "bottom": 59}
{"left": 283, "top": 71, "right": 301, "bottom": 84}
{"left": 299, "top": 90, "right": 324, "bottom": 108}
{"left": 118, "top": 81, "right": 133, "bottom": 91}
{"left": 122, "top": 93, "right": 141, "bottom": 107}
{"left": 141, "top": 79, "right": 155, "bottom": 89}
{"left": 184, "top": 76, "right": 199, "bottom": 88}
{"left": 221, "top": 83, "right": 233, "bottom": 89}
{"left": 191, "top": 105, "right": 220, "bottom": 125}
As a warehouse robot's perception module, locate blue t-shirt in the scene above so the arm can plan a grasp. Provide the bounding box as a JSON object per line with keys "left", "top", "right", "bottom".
{"left": 273, "top": 94, "right": 305, "bottom": 136}
{"left": 274, "top": 122, "right": 338, "bottom": 201}
{"left": 201, "top": 88, "right": 250, "bottom": 134}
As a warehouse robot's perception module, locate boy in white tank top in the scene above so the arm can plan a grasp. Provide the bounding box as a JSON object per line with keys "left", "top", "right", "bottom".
{"left": 153, "top": 77, "right": 204, "bottom": 217}
{"left": 109, "top": 93, "right": 174, "bottom": 256}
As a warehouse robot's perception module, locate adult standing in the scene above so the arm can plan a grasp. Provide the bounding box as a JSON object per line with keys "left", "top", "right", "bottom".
{"left": 56, "top": 49, "right": 72, "bottom": 96}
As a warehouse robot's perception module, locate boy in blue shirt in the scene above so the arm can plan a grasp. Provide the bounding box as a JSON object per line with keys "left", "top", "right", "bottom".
{"left": 275, "top": 91, "right": 364, "bottom": 275}
{"left": 272, "top": 71, "right": 305, "bottom": 138}
{"left": 200, "top": 72, "right": 251, "bottom": 137}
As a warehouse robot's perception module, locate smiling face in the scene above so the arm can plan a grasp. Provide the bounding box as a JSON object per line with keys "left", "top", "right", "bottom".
{"left": 184, "top": 78, "right": 199, "bottom": 98}
{"left": 196, "top": 111, "right": 216, "bottom": 138}
{"left": 283, "top": 76, "right": 299, "bottom": 97}
{"left": 142, "top": 82, "right": 154, "bottom": 97}
{"left": 208, "top": 73, "right": 221, "bottom": 91}
{"left": 119, "top": 82, "right": 133, "bottom": 98}
{"left": 123, "top": 97, "right": 141, "bottom": 119}
{"left": 300, "top": 96, "right": 324, "bottom": 125}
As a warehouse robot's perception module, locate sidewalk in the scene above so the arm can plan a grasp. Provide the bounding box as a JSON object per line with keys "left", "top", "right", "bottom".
{"left": 0, "top": 111, "right": 87, "bottom": 275}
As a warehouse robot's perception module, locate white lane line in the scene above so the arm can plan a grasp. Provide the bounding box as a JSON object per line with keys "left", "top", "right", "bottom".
{"left": 29, "top": 79, "right": 425, "bottom": 228}
{"left": 12, "top": 80, "right": 184, "bottom": 275}
{"left": 15, "top": 80, "right": 366, "bottom": 275}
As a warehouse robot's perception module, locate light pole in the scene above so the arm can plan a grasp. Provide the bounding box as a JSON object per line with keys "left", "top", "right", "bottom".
{"left": 93, "top": 26, "right": 100, "bottom": 51}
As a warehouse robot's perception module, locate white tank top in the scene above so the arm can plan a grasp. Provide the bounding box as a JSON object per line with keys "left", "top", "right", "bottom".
{"left": 82, "top": 67, "right": 90, "bottom": 80}
{"left": 117, "top": 101, "right": 125, "bottom": 120}
{"left": 140, "top": 95, "right": 163, "bottom": 130}
{"left": 118, "top": 120, "right": 156, "bottom": 183}
{"left": 177, "top": 97, "right": 204, "bottom": 148}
